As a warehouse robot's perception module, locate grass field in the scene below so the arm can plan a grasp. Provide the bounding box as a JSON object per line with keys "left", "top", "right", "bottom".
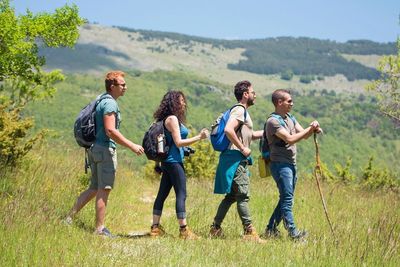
{"left": 1, "top": 143, "right": 399, "bottom": 266}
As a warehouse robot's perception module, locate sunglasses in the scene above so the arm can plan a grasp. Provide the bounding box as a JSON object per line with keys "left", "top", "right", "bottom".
{"left": 114, "top": 83, "right": 126, "bottom": 88}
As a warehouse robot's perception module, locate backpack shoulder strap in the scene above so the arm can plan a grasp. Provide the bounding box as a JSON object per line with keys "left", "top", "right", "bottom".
{"left": 230, "top": 104, "right": 247, "bottom": 120}
{"left": 262, "top": 121, "right": 267, "bottom": 139}
{"left": 287, "top": 113, "right": 296, "bottom": 125}
{"left": 93, "top": 94, "right": 113, "bottom": 109}
{"left": 269, "top": 112, "right": 296, "bottom": 127}
{"left": 97, "top": 94, "right": 113, "bottom": 103}
{"left": 95, "top": 94, "right": 117, "bottom": 127}
{"left": 269, "top": 113, "right": 285, "bottom": 127}
{"left": 229, "top": 104, "right": 247, "bottom": 134}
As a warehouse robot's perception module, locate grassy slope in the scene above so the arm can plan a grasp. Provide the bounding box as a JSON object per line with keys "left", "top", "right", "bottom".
{"left": 1, "top": 145, "right": 399, "bottom": 266}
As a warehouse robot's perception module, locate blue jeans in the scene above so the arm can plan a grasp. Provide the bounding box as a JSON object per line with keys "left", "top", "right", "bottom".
{"left": 153, "top": 162, "right": 187, "bottom": 219}
{"left": 267, "top": 162, "right": 298, "bottom": 233}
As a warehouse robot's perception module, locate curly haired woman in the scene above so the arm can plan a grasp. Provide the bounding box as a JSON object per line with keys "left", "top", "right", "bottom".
{"left": 150, "top": 90, "right": 209, "bottom": 239}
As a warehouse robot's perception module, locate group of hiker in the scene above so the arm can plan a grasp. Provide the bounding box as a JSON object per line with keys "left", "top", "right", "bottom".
{"left": 65, "top": 70, "right": 322, "bottom": 242}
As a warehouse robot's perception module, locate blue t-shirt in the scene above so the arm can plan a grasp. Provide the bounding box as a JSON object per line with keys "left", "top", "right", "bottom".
{"left": 164, "top": 123, "right": 189, "bottom": 163}
{"left": 94, "top": 93, "right": 121, "bottom": 148}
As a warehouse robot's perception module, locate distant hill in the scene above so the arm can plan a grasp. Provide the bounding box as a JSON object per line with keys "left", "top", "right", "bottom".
{"left": 39, "top": 24, "right": 395, "bottom": 94}
{"left": 116, "top": 27, "right": 394, "bottom": 80}
{"left": 225, "top": 38, "right": 391, "bottom": 81}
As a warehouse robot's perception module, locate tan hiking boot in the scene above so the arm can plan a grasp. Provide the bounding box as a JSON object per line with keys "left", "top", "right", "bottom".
{"left": 150, "top": 224, "right": 165, "bottom": 237}
{"left": 179, "top": 226, "right": 200, "bottom": 240}
{"left": 209, "top": 223, "right": 224, "bottom": 238}
{"left": 242, "top": 224, "right": 266, "bottom": 244}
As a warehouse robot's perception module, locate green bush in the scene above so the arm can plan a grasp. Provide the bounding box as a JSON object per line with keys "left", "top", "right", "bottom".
{"left": 334, "top": 157, "right": 356, "bottom": 184}
{"left": 280, "top": 69, "right": 294, "bottom": 81}
{"left": 0, "top": 102, "right": 46, "bottom": 167}
{"left": 362, "top": 157, "right": 399, "bottom": 190}
{"left": 184, "top": 140, "right": 218, "bottom": 180}
{"left": 299, "top": 75, "right": 314, "bottom": 84}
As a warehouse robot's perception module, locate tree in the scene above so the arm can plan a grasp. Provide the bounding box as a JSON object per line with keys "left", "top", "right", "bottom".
{"left": 299, "top": 75, "right": 314, "bottom": 84}
{"left": 366, "top": 37, "right": 400, "bottom": 125}
{"left": 0, "top": 0, "right": 85, "bottom": 167}
{"left": 280, "top": 69, "right": 294, "bottom": 81}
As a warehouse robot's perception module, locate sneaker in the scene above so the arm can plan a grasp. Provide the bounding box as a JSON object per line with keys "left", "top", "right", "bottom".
{"left": 242, "top": 224, "right": 266, "bottom": 244}
{"left": 150, "top": 224, "right": 165, "bottom": 237}
{"left": 96, "top": 227, "right": 115, "bottom": 238}
{"left": 261, "top": 228, "right": 281, "bottom": 239}
{"left": 289, "top": 229, "right": 308, "bottom": 241}
{"left": 209, "top": 223, "right": 224, "bottom": 238}
{"left": 179, "top": 226, "right": 200, "bottom": 240}
{"left": 62, "top": 216, "right": 73, "bottom": 226}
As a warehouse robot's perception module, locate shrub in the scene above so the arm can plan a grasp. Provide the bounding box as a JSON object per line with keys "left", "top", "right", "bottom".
{"left": 184, "top": 141, "right": 218, "bottom": 180}
{"left": 362, "top": 157, "right": 399, "bottom": 190}
{"left": 334, "top": 157, "right": 356, "bottom": 184}
{"left": 0, "top": 102, "right": 46, "bottom": 167}
{"left": 299, "top": 75, "right": 314, "bottom": 84}
{"left": 280, "top": 69, "right": 294, "bottom": 81}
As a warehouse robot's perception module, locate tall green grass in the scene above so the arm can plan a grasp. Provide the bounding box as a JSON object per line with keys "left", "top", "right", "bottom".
{"left": 1, "top": 143, "right": 399, "bottom": 266}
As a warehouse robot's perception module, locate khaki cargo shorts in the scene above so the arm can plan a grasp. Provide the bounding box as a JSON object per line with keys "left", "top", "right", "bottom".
{"left": 88, "top": 145, "right": 117, "bottom": 190}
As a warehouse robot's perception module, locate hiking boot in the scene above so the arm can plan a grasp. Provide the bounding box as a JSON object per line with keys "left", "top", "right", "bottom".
{"left": 150, "top": 224, "right": 165, "bottom": 237}
{"left": 261, "top": 228, "right": 281, "bottom": 239}
{"left": 289, "top": 229, "right": 308, "bottom": 241}
{"left": 95, "top": 227, "right": 115, "bottom": 238}
{"left": 242, "top": 224, "right": 266, "bottom": 244}
{"left": 209, "top": 223, "right": 224, "bottom": 238}
{"left": 179, "top": 226, "right": 200, "bottom": 240}
{"left": 62, "top": 216, "right": 73, "bottom": 226}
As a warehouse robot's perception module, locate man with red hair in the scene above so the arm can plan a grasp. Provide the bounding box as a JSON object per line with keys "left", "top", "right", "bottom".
{"left": 66, "top": 71, "right": 144, "bottom": 237}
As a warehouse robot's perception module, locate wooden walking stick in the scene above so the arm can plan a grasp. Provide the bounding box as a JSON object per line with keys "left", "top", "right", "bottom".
{"left": 313, "top": 132, "right": 337, "bottom": 241}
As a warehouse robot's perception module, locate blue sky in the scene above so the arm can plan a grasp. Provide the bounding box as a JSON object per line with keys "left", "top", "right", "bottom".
{"left": 13, "top": 0, "right": 399, "bottom": 43}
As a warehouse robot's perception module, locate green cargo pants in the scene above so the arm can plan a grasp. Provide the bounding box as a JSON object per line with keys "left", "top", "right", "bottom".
{"left": 213, "top": 160, "right": 252, "bottom": 226}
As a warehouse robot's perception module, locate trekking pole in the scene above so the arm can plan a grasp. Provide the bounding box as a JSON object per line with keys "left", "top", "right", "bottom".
{"left": 313, "top": 132, "right": 337, "bottom": 241}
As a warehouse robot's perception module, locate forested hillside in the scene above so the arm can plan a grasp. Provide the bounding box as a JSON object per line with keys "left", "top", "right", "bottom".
{"left": 27, "top": 70, "right": 400, "bottom": 177}
{"left": 120, "top": 27, "right": 395, "bottom": 80}
{"left": 117, "top": 26, "right": 395, "bottom": 80}
{"left": 226, "top": 38, "right": 388, "bottom": 81}
{"left": 39, "top": 24, "right": 396, "bottom": 83}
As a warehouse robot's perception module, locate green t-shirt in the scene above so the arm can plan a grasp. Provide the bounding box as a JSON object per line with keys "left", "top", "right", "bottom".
{"left": 94, "top": 93, "right": 121, "bottom": 148}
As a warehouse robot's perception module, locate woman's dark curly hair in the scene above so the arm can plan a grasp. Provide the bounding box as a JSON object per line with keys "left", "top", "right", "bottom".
{"left": 153, "top": 90, "right": 187, "bottom": 123}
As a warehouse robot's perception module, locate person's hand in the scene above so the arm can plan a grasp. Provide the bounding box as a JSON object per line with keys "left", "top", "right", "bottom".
{"left": 309, "top": 120, "right": 320, "bottom": 129}
{"left": 131, "top": 144, "right": 144, "bottom": 155}
{"left": 240, "top": 147, "right": 251, "bottom": 157}
{"left": 199, "top": 128, "right": 209, "bottom": 140}
{"left": 309, "top": 120, "right": 320, "bottom": 133}
{"left": 315, "top": 127, "right": 323, "bottom": 134}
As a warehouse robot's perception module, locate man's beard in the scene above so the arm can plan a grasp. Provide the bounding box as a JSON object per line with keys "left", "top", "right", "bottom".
{"left": 247, "top": 98, "right": 254, "bottom": 106}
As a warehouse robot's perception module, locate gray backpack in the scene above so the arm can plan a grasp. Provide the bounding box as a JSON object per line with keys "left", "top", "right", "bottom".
{"left": 73, "top": 94, "right": 112, "bottom": 148}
